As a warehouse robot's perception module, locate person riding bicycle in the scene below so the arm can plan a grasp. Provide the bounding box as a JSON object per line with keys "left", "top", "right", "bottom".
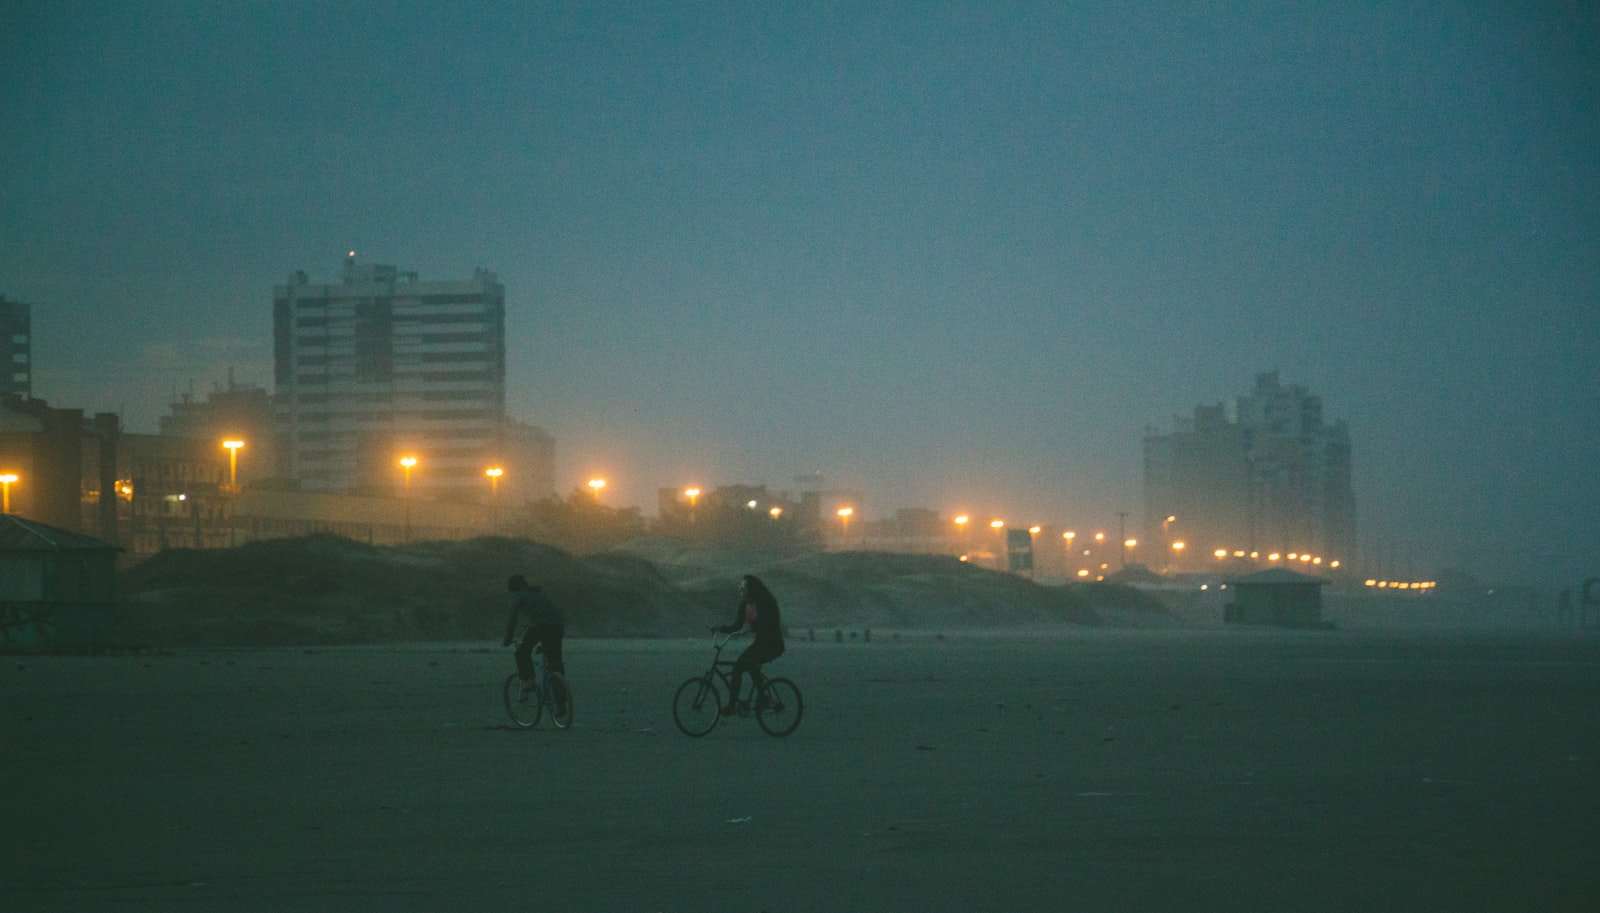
{"left": 715, "top": 574, "right": 784, "bottom": 716}
{"left": 502, "top": 574, "right": 565, "bottom": 697}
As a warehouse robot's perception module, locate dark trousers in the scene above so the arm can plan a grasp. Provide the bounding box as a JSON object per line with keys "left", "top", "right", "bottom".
{"left": 515, "top": 624, "right": 565, "bottom": 679}
{"left": 728, "top": 639, "right": 783, "bottom": 705}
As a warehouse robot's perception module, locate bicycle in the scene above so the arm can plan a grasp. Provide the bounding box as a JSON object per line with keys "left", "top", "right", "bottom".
{"left": 672, "top": 631, "right": 802, "bottom": 737}
{"left": 503, "top": 644, "right": 573, "bottom": 730}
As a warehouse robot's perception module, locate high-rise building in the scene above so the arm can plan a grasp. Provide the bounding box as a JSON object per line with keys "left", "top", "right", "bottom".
{"left": 273, "top": 256, "right": 509, "bottom": 502}
{"left": 1, "top": 294, "right": 31, "bottom": 399}
{"left": 1143, "top": 371, "right": 1355, "bottom": 570}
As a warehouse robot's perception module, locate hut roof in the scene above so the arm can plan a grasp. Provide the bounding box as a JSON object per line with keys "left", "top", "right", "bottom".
{"left": 0, "top": 515, "right": 119, "bottom": 552}
{"left": 1226, "top": 567, "right": 1330, "bottom": 586}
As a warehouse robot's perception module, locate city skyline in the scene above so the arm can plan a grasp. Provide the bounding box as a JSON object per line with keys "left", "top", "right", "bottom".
{"left": 2, "top": 3, "right": 1596, "bottom": 587}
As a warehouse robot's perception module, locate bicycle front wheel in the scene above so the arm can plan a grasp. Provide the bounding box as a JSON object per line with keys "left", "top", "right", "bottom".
{"left": 756, "top": 677, "right": 803, "bottom": 737}
{"left": 672, "top": 674, "right": 723, "bottom": 737}
{"left": 547, "top": 672, "right": 574, "bottom": 730}
{"left": 504, "top": 672, "right": 542, "bottom": 728}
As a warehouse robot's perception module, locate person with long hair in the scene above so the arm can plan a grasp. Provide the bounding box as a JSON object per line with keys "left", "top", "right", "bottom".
{"left": 715, "top": 574, "right": 785, "bottom": 715}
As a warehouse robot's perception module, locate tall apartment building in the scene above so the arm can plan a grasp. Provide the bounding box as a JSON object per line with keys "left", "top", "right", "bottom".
{"left": 273, "top": 257, "right": 508, "bottom": 502}
{"left": 1, "top": 294, "right": 31, "bottom": 398}
{"left": 1143, "top": 371, "right": 1355, "bottom": 569}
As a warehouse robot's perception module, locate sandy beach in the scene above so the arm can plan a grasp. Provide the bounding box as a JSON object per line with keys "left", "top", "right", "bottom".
{"left": 4, "top": 628, "right": 1598, "bottom": 912}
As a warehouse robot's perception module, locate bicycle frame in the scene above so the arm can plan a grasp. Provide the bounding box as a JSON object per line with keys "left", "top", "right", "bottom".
{"left": 702, "top": 631, "right": 770, "bottom": 708}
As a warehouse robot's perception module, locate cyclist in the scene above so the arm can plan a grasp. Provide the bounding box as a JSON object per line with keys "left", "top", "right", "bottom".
{"left": 502, "top": 574, "right": 566, "bottom": 698}
{"left": 715, "top": 574, "right": 784, "bottom": 715}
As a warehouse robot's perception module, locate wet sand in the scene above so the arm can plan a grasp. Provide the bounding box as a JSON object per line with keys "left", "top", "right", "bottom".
{"left": 4, "top": 629, "right": 1598, "bottom": 912}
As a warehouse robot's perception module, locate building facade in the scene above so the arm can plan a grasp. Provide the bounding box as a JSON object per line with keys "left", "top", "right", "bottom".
{"left": 159, "top": 374, "right": 276, "bottom": 491}
{"left": 1144, "top": 371, "right": 1356, "bottom": 572}
{"left": 1, "top": 295, "right": 31, "bottom": 399}
{"left": 273, "top": 256, "right": 508, "bottom": 502}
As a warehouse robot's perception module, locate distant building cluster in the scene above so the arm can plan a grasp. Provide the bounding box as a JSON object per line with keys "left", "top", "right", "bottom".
{"left": 1143, "top": 371, "right": 1356, "bottom": 573}
{"left": 0, "top": 258, "right": 558, "bottom": 561}
{"left": 3, "top": 268, "right": 1359, "bottom": 582}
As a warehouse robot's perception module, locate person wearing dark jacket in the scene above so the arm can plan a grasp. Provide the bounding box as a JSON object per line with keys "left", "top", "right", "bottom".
{"left": 716, "top": 574, "right": 785, "bottom": 715}
{"left": 502, "top": 574, "right": 565, "bottom": 692}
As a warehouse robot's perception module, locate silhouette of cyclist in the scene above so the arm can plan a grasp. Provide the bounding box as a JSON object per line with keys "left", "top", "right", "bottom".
{"left": 715, "top": 574, "right": 784, "bottom": 715}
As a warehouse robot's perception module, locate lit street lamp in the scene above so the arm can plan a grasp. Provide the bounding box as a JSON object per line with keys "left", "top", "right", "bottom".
{"left": 222, "top": 440, "right": 244, "bottom": 494}
{"left": 221, "top": 440, "right": 245, "bottom": 546}
{"left": 1063, "top": 530, "right": 1076, "bottom": 575}
{"left": 837, "top": 506, "right": 854, "bottom": 537}
{"left": 485, "top": 467, "right": 503, "bottom": 531}
{"left": 400, "top": 456, "right": 418, "bottom": 542}
{"left": 588, "top": 478, "right": 606, "bottom": 502}
{"left": 685, "top": 487, "right": 700, "bottom": 508}
{"left": 0, "top": 473, "right": 16, "bottom": 513}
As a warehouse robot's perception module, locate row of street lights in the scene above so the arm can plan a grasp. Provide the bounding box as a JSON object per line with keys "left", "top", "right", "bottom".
{"left": 47, "top": 442, "right": 1343, "bottom": 571}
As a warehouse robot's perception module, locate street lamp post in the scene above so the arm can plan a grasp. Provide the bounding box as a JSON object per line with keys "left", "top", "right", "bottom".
{"left": 0, "top": 473, "right": 16, "bottom": 513}
{"left": 837, "top": 506, "right": 853, "bottom": 539}
{"left": 485, "top": 467, "right": 503, "bottom": 531}
{"left": 588, "top": 478, "right": 606, "bottom": 503}
{"left": 222, "top": 440, "right": 244, "bottom": 547}
{"left": 1117, "top": 511, "right": 1129, "bottom": 568}
{"left": 954, "top": 515, "right": 969, "bottom": 559}
{"left": 222, "top": 440, "right": 244, "bottom": 494}
{"left": 1062, "top": 530, "right": 1076, "bottom": 576}
{"left": 400, "top": 456, "right": 417, "bottom": 542}
{"left": 990, "top": 519, "right": 1005, "bottom": 571}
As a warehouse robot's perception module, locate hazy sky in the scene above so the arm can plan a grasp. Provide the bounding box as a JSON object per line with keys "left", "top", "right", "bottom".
{"left": 2, "top": 2, "right": 1596, "bottom": 586}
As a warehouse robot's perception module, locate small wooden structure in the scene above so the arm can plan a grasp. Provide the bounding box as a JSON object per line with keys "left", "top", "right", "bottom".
{"left": 1224, "top": 567, "right": 1332, "bottom": 629}
{"left": 0, "top": 514, "right": 120, "bottom": 649}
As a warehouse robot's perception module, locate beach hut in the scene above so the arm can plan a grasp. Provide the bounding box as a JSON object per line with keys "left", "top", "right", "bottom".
{"left": 0, "top": 514, "right": 120, "bottom": 650}
{"left": 1223, "top": 567, "right": 1331, "bottom": 628}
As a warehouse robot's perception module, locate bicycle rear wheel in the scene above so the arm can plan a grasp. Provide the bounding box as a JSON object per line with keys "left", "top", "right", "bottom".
{"left": 672, "top": 674, "right": 723, "bottom": 737}
{"left": 756, "top": 677, "right": 803, "bottom": 737}
{"left": 547, "top": 672, "right": 574, "bottom": 730}
{"left": 504, "top": 672, "right": 542, "bottom": 728}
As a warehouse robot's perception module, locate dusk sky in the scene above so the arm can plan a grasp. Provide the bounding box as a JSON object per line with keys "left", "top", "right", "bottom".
{"left": 2, "top": 2, "right": 1596, "bottom": 587}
